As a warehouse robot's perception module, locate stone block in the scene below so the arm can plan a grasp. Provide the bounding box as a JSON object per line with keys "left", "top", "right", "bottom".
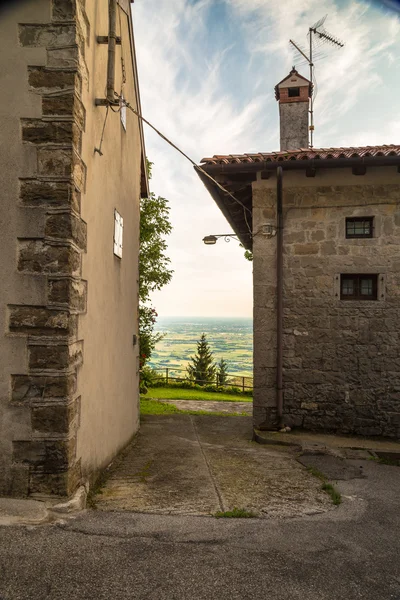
{"left": 13, "top": 437, "right": 76, "bottom": 472}
{"left": 42, "top": 93, "right": 85, "bottom": 130}
{"left": 21, "top": 119, "right": 76, "bottom": 146}
{"left": 45, "top": 213, "right": 87, "bottom": 250}
{"left": 8, "top": 306, "right": 77, "bottom": 336}
{"left": 18, "top": 240, "right": 81, "bottom": 276}
{"left": 47, "top": 45, "right": 80, "bottom": 69}
{"left": 300, "top": 402, "right": 318, "bottom": 410}
{"left": 20, "top": 179, "right": 80, "bottom": 211}
{"left": 19, "top": 23, "right": 76, "bottom": 48}
{"left": 32, "top": 398, "right": 80, "bottom": 434}
{"left": 28, "top": 67, "right": 80, "bottom": 94}
{"left": 28, "top": 343, "right": 70, "bottom": 371}
{"left": 11, "top": 373, "right": 77, "bottom": 402}
{"left": 293, "top": 243, "right": 319, "bottom": 255}
{"left": 29, "top": 459, "right": 81, "bottom": 497}
{"left": 52, "top": 0, "right": 77, "bottom": 21}
{"left": 48, "top": 278, "right": 87, "bottom": 312}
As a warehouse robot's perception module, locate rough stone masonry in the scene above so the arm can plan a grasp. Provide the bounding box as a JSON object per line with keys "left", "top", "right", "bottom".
{"left": 0, "top": 0, "right": 88, "bottom": 497}
{"left": 252, "top": 173, "right": 400, "bottom": 439}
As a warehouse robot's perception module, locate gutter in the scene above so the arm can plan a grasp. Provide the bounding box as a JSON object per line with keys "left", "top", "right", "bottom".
{"left": 200, "top": 155, "right": 400, "bottom": 175}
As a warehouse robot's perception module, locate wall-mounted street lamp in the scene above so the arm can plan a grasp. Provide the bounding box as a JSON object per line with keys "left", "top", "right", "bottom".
{"left": 202, "top": 234, "right": 239, "bottom": 245}
{"left": 203, "top": 224, "right": 277, "bottom": 246}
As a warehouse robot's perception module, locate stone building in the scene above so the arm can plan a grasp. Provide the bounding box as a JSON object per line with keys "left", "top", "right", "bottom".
{"left": 0, "top": 0, "right": 148, "bottom": 497}
{"left": 198, "top": 68, "right": 400, "bottom": 439}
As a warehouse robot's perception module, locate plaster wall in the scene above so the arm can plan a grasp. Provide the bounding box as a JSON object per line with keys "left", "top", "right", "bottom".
{"left": 253, "top": 167, "right": 400, "bottom": 438}
{"left": 76, "top": 1, "right": 141, "bottom": 476}
{"left": 0, "top": 0, "right": 51, "bottom": 495}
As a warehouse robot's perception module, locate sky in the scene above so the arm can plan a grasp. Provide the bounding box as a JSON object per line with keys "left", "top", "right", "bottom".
{"left": 131, "top": 0, "right": 400, "bottom": 318}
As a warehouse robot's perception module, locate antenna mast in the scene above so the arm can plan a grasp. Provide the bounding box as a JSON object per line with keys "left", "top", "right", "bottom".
{"left": 290, "top": 15, "right": 344, "bottom": 148}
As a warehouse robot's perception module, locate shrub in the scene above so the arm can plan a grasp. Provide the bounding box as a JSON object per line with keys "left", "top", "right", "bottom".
{"left": 203, "top": 384, "right": 218, "bottom": 392}
{"left": 140, "top": 367, "right": 164, "bottom": 388}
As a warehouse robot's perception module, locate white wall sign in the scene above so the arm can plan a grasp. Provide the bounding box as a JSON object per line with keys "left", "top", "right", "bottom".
{"left": 120, "top": 94, "right": 127, "bottom": 131}
{"left": 114, "top": 209, "right": 123, "bottom": 258}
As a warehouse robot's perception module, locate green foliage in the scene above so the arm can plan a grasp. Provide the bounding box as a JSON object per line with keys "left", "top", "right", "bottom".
{"left": 140, "top": 366, "right": 164, "bottom": 388}
{"left": 306, "top": 466, "right": 342, "bottom": 505}
{"left": 139, "top": 160, "right": 173, "bottom": 367}
{"left": 215, "top": 507, "right": 256, "bottom": 518}
{"left": 321, "top": 483, "right": 342, "bottom": 505}
{"left": 244, "top": 250, "right": 253, "bottom": 262}
{"left": 187, "top": 333, "right": 217, "bottom": 385}
{"left": 217, "top": 358, "right": 229, "bottom": 386}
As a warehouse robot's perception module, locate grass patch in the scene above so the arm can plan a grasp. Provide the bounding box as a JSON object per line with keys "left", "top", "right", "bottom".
{"left": 145, "top": 387, "right": 252, "bottom": 403}
{"left": 215, "top": 507, "right": 256, "bottom": 519}
{"left": 306, "top": 466, "right": 327, "bottom": 481}
{"left": 306, "top": 466, "right": 342, "bottom": 506}
{"left": 321, "top": 482, "right": 342, "bottom": 505}
{"left": 86, "top": 470, "right": 109, "bottom": 509}
{"left": 140, "top": 398, "right": 247, "bottom": 417}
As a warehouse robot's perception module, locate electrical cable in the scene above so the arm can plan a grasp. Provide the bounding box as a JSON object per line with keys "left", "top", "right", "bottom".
{"left": 113, "top": 91, "right": 253, "bottom": 237}
{"left": 94, "top": 105, "right": 110, "bottom": 155}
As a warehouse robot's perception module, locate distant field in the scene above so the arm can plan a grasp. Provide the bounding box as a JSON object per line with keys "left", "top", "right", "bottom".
{"left": 149, "top": 316, "right": 253, "bottom": 377}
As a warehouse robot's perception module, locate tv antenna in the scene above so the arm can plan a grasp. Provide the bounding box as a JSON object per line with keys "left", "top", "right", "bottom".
{"left": 289, "top": 15, "right": 344, "bottom": 148}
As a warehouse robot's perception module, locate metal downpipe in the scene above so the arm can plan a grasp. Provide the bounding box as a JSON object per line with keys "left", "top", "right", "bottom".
{"left": 106, "top": 0, "right": 117, "bottom": 103}
{"left": 276, "top": 166, "right": 284, "bottom": 428}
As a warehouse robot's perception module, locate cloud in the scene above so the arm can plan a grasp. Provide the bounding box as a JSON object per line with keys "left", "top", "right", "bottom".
{"left": 132, "top": 0, "right": 400, "bottom": 317}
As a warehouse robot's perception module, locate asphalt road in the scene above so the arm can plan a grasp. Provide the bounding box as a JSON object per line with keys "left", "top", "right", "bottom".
{"left": 0, "top": 460, "right": 399, "bottom": 600}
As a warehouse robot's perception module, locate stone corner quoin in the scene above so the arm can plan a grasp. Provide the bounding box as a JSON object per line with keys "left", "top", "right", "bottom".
{"left": 5, "top": 0, "right": 88, "bottom": 497}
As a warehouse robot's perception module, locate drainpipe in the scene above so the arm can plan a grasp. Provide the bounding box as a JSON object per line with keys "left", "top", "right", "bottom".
{"left": 106, "top": 0, "right": 117, "bottom": 103}
{"left": 276, "top": 166, "right": 284, "bottom": 429}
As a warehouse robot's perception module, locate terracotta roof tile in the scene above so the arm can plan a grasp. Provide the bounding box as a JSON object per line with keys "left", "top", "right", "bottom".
{"left": 200, "top": 145, "right": 400, "bottom": 166}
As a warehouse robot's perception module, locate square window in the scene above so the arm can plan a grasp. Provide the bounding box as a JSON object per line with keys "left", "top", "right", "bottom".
{"left": 346, "top": 217, "right": 373, "bottom": 238}
{"left": 288, "top": 87, "right": 300, "bottom": 97}
{"left": 340, "top": 274, "right": 378, "bottom": 300}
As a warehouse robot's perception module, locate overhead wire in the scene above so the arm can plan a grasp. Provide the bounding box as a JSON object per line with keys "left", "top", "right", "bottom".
{"left": 113, "top": 91, "right": 253, "bottom": 237}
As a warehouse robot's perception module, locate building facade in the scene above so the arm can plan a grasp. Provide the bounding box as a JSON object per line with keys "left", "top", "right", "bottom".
{"left": 197, "top": 69, "right": 400, "bottom": 439}
{"left": 0, "top": 0, "right": 148, "bottom": 497}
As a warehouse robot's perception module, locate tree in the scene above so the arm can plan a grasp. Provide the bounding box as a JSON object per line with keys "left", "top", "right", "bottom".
{"left": 139, "top": 160, "right": 173, "bottom": 367}
{"left": 217, "top": 358, "right": 229, "bottom": 387}
{"left": 187, "top": 333, "right": 216, "bottom": 386}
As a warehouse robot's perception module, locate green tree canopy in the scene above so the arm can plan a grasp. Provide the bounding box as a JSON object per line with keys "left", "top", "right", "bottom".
{"left": 217, "top": 358, "right": 229, "bottom": 386}
{"left": 139, "top": 160, "right": 173, "bottom": 367}
{"left": 187, "top": 333, "right": 216, "bottom": 386}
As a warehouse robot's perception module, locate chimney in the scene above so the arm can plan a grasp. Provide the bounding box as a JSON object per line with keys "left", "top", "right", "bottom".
{"left": 275, "top": 67, "right": 312, "bottom": 150}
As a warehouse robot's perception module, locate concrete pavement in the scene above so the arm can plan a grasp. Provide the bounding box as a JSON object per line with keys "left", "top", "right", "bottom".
{"left": 94, "top": 415, "right": 331, "bottom": 517}
{"left": 0, "top": 458, "right": 399, "bottom": 599}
